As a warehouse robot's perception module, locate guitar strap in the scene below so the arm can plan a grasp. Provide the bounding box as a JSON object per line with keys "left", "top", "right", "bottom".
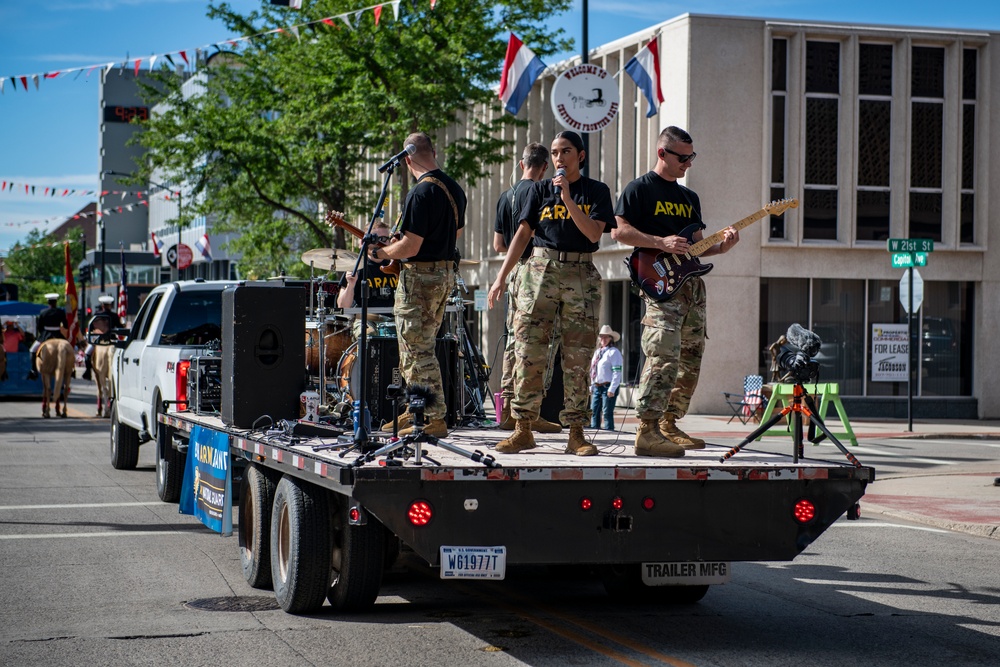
{"left": 422, "top": 176, "right": 460, "bottom": 230}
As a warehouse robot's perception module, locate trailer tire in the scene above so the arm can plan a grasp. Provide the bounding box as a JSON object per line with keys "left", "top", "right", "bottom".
{"left": 326, "top": 501, "right": 385, "bottom": 611}
{"left": 155, "top": 399, "right": 185, "bottom": 502}
{"left": 110, "top": 401, "right": 140, "bottom": 470}
{"left": 270, "top": 476, "right": 333, "bottom": 614}
{"left": 600, "top": 564, "right": 709, "bottom": 604}
{"left": 240, "top": 465, "right": 276, "bottom": 589}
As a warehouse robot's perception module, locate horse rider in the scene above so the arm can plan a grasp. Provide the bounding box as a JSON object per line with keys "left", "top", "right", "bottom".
{"left": 28, "top": 293, "right": 68, "bottom": 380}
{"left": 83, "top": 295, "right": 123, "bottom": 381}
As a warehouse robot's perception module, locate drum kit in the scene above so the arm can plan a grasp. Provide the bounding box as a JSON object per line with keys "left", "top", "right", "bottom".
{"left": 300, "top": 247, "right": 490, "bottom": 429}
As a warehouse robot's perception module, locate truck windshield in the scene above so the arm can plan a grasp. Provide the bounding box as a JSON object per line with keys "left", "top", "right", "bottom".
{"left": 159, "top": 291, "right": 223, "bottom": 346}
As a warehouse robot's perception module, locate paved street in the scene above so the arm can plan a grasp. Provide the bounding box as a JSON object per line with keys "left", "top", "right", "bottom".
{"left": 1, "top": 380, "right": 998, "bottom": 666}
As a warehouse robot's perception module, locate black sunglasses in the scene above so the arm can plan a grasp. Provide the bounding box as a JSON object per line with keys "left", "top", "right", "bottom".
{"left": 662, "top": 147, "right": 697, "bottom": 164}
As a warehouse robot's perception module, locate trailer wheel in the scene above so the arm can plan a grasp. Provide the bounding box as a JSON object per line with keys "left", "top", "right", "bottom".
{"left": 600, "top": 564, "right": 709, "bottom": 604}
{"left": 110, "top": 401, "right": 140, "bottom": 470}
{"left": 270, "top": 476, "right": 333, "bottom": 614}
{"left": 326, "top": 501, "right": 385, "bottom": 611}
{"left": 239, "top": 465, "right": 276, "bottom": 589}
{"left": 154, "top": 399, "right": 185, "bottom": 502}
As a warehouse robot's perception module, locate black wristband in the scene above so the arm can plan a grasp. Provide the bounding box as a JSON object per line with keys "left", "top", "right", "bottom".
{"left": 372, "top": 247, "right": 380, "bottom": 260}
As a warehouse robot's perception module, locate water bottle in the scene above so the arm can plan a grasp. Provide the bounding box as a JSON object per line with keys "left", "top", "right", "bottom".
{"left": 352, "top": 400, "right": 371, "bottom": 438}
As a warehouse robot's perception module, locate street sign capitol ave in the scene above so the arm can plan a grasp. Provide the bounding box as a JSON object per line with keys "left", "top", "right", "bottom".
{"left": 891, "top": 252, "right": 928, "bottom": 268}
{"left": 550, "top": 64, "right": 620, "bottom": 133}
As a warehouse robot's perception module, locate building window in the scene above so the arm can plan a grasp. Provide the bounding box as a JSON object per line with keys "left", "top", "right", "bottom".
{"left": 909, "top": 46, "right": 944, "bottom": 242}
{"left": 803, "top": 41, "right": 840, "bottom": 240}
{"left": 960, "top": 48, "right": 977, "bottom": 245}
{"left": 856, "top": 44, "right": 892, "bottom": 241}
{"left": 770, "top": 38, "right": 788, "bottom": 239}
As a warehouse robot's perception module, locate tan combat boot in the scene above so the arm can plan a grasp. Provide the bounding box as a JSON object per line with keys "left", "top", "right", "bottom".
{"left": 634, "top": 419, "right": 685, "bottom": 458}
{"left": 497, "top": 399, "right": 515, "bottom": 430}
{"left": 399, "top": 418, "right": 447, "bottom": 438}
{"left": 380, "top": 410, "right": 413, "bottom": 432}
{"left": 531, "top": 416, "right": 562, "bottom": 433}
{"left": 659, "top": 414, "right": 706, "bottom": 449}
{"left": 565, "top": 425, "right": 598, "bottom": 456}
{"left": 496, "top": 419, "right": 536, "bottom": 454}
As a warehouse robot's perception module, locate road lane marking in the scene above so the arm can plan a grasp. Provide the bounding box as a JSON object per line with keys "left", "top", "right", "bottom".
{"left": 0, "top": 502, "right": 162, "bottom": 511}
{"left": 0, "top": 530, "right": 188, "bottom": 540}
{"left": 829, "top": 520, "right": 948, "bottom": 533}
{"left": 847, "top": 446, "right": 956, "bottom": 465}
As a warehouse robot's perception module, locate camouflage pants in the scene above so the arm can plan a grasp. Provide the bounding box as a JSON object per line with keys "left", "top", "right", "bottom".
{"left": 500, "top": 260, "right": 560, "bottom": 400}
{"left": 510, "top": 257, "right": 601, "bottom": 425}
{"left": 635, "top": 276, "right": 706, "bottom": 421}
{"left": 394, "top": 263, "right": 452, "bottom": 421}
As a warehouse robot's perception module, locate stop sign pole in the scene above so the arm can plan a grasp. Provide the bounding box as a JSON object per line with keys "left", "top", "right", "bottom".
{"left": 907, "top": 268, "right": 914, "bottom": 432}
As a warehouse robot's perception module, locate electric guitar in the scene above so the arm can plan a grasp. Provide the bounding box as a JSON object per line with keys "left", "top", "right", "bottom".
{"left": 324, "top": 210, "right": 400, "bottom": 277}
{"left": 626, "top": 198, "right": 798, "bottom": 302}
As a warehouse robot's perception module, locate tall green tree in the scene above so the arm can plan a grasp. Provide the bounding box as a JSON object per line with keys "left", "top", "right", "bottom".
{"left": 3, "top": 228, "right": 85, "bottom": 303}
{"left": 136, "top": 0, "right": 571, "bottom": 277}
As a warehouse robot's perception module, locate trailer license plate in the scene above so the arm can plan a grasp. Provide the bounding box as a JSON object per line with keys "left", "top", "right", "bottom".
{"left": 439, "top": 546, "right": 506, "bottom": 580}
{"left": 641, "top": 561, "right": 731, "bottom": 586}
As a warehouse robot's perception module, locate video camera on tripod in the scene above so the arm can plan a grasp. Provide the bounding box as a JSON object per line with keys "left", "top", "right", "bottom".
{"left": 773, "top": 323, "right": 822, "bottom": 384}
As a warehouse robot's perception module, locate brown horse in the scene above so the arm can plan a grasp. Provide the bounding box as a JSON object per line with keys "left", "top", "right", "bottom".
{"left": 37, "top": 338, "right": 75, "bottom": 418}
{"left": 92, "top": 343, "right": 115, "bottom": 418}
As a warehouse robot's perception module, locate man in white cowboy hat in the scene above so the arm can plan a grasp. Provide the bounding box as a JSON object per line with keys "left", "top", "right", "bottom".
{"left": 27, "top": 293, "right": 69, "bottom": 380}
{"left": 82, "top": 295, "right": 123, "bottom": 381}
{"left": 590, "top": 325, "right": 624, "bottom": 430}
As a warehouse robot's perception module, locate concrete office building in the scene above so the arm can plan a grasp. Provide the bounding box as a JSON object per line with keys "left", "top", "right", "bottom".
{"left": 450, "top": 14, "right": 997, "bottom": 419}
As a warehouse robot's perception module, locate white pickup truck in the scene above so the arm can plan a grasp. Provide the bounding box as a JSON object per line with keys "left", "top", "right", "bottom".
{"left": 110, "top": 279, "right": 237, "bottom": 501}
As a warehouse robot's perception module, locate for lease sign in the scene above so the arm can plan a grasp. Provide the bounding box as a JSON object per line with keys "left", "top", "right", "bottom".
{"left": 871, "top": 323, "right": 908, "bottom": 382}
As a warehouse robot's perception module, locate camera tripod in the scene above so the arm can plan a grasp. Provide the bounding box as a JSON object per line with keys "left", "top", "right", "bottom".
{"left": 719, "top": 382, "right": 862, "bottom": 468}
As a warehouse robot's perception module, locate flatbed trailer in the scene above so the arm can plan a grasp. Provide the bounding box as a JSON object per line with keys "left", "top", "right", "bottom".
{"left": 160, "top": 410, "right": 874, "bottom": 614}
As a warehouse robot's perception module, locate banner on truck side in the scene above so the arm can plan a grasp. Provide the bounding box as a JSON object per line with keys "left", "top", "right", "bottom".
{"left": 179, "top": 425, "right": 233, "bottom": 536}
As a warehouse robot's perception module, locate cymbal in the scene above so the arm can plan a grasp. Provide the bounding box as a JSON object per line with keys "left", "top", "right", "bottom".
{"left": 301, "top": 248, "right": 359, "bottom": 272}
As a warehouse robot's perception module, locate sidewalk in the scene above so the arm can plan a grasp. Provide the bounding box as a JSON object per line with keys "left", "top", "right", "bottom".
{"left": 620, "top": 409, "right": 1000, "bottom": 541}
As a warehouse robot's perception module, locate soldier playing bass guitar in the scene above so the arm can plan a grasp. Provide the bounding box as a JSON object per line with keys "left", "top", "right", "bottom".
{"left": 611, "top": 126, "right": 739, "bottom": 458}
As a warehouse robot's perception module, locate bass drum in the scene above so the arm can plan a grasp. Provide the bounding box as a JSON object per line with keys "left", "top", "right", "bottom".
{"left": 335, "top": 341, "right": 360, "bottom": 402}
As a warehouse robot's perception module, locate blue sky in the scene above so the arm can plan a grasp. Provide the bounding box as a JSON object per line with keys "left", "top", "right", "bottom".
{"left": 2, "top": 0, "right": 1000, "bottom": 253}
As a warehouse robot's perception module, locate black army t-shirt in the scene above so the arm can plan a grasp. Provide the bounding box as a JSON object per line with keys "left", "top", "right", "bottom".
{"left": 339, "top": 259, "right": 398, "bottom": 309}
{"left": 494, "top": 180, "right": 534, "bottom": 260}
{"left": 614, "top": 171, "right": 705, "bottom": 240}
{"left": 520, "top": 176, "right": 616, "bottom": 253}
{"left": 398, "top": 169, "right": 467, "bottom": 262}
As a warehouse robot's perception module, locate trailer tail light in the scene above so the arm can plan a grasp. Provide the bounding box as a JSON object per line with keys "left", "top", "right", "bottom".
{"left": 349, "top": 507, "right": 361, "bottom": 523}
{"left": 408, "top": 500, "right": 433, "bottom": 526}
{"left": 579, "top": 497, "right": 593, "bottom": 511}
{"left": 793, "top": 499, "right": 816, "bottom": 524}
{"left": 611, "top": 496, "right": 623, "bottom": 510}
{"left": 176, "top": 360, "right": 190, "bottom": 412}
{"left": 641, "top": 496, "right": 655, "bottom": 511}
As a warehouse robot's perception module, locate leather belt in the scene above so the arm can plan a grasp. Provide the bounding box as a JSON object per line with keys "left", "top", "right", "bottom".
{"left": 404, "top": 260, "right": 451, "bottom": 269}
{"left": 532, "top": 247, "right": 592, "bottom": 263}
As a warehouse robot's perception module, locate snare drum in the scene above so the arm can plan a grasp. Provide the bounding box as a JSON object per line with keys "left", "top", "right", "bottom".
{"left": 374, "top": 321, "right": 397, "bottom": 337}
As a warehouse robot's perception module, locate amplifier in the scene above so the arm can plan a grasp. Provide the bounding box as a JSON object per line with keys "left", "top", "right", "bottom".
{"left": 188, "top": 356, "right": 222, "bottom": 414}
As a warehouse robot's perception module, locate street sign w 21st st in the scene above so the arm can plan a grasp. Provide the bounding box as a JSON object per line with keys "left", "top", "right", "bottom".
{"left": 887, "top": 238, "right": 934, "bottom": 253}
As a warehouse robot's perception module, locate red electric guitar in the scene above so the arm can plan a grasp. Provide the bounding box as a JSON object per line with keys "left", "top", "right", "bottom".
{"left": 324, "top": 210, "right": 400, "bottom": 277}
{"left": 626, "top": 198, "right": 798, "bottom": 302}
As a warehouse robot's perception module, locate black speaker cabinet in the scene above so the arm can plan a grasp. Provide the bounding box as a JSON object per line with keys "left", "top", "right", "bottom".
{"left": 349, "top": 336, "right": 456, "bottom": 428}
{"left": 221, "top": 283, "right": 306, "bottom": 428}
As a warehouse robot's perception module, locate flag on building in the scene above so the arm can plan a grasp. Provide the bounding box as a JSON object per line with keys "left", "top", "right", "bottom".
{"left": 63, "top": 241, "right": 79, "bottom": 344}
{"left": 195, "top": 233, "right": 212, "bottom": 262}
{"left": 269, "top": 0, "right": 303, "bottom": 8}
{"left": 117, "top": 245, "right": 128, "bottom": 322}
{"left": 150, "top": 231, "right": 164, "bottom": 257}
{"left": 498, "top": 33, "right": 546, "bottom": 115}
{"left": 624, "top": 39, "right": 664, "bottom": 118}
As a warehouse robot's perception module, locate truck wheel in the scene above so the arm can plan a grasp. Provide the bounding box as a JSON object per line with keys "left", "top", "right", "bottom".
{"left": 326, "top": 501, "right": 385, "bottom": 611}
{"left": 600, "top": 564, "right": 710, "bottom": 604}
{"left": 110, "top": 401, "right": 140, "bottom": 470}
{"left": 270, "top": 476, "right": 334, "bottom": 614}
{"left": 240, "top": 465, "right": 276, "bottom": 589}
{"left": 155, "top": 401, "right": 186, "bottom": 502}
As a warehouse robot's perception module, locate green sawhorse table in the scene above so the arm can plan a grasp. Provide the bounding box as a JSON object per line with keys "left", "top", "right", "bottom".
{"left": 755, "top": 383, "right": 858, "bottom": 446}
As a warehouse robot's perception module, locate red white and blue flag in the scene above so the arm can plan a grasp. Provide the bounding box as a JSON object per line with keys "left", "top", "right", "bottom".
{"left": 498, "top": 33, "right": 546, "bottom": 116}
{"left": 150, "top": 231, "right": 164, "bottom": 257}
{"left": 624, "top": 39, "right": 664, "bottom": 118}
{"left": 195, "top": 233, "right": 212, "bottom": 261}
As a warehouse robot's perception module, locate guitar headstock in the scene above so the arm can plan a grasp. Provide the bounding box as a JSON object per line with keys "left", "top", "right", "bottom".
{"left": 763, "top": 198, "right": 799, "bottom": 217}
{"left": 324, "top": 209, "right": 347, "bottom": 226}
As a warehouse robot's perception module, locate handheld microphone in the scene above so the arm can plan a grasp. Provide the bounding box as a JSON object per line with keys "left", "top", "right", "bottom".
{"left": 553, "top": 168, "right": 566, "bottom": 194}
{"left": 378, "top": 144, "right": 416, "bottom": 173}
{"left": 785, "top": 323, "right": 822, "bottom": 358}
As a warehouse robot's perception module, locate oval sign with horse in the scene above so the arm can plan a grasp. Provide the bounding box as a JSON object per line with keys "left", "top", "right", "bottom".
{"left": 550, "top": 63, "right": 620, "bottom": 134}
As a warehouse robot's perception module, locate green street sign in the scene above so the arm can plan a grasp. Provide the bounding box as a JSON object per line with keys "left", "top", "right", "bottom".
{"left": 887, "top": 238, "right": 934, "bottom": 253}
{"left": 891, "top": 252, "right": 928, "bottom": 268}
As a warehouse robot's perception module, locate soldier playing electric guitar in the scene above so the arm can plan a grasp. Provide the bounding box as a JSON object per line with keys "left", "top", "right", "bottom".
{"left": 611, "top": 126, "right": 739, "bottom": 458}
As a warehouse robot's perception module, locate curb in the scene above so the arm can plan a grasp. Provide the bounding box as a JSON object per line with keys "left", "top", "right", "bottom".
{"left": 860, "top": 502, "right": 1000, "bottom": 541}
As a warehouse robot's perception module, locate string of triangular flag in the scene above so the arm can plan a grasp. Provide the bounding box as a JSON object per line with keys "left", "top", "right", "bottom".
{"left": 3, "top": 200, "right": 149, "bottom": 228}
{"left": 0, "top": 0, "right": 433, "bottom": 95}
{"left": 0, "top": 181, "right": 179, "bottom": 200}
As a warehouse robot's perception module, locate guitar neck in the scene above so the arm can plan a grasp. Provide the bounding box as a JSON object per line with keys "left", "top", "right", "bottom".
{"left": 688, "top": 207, "right": 769, "bottom": 257}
